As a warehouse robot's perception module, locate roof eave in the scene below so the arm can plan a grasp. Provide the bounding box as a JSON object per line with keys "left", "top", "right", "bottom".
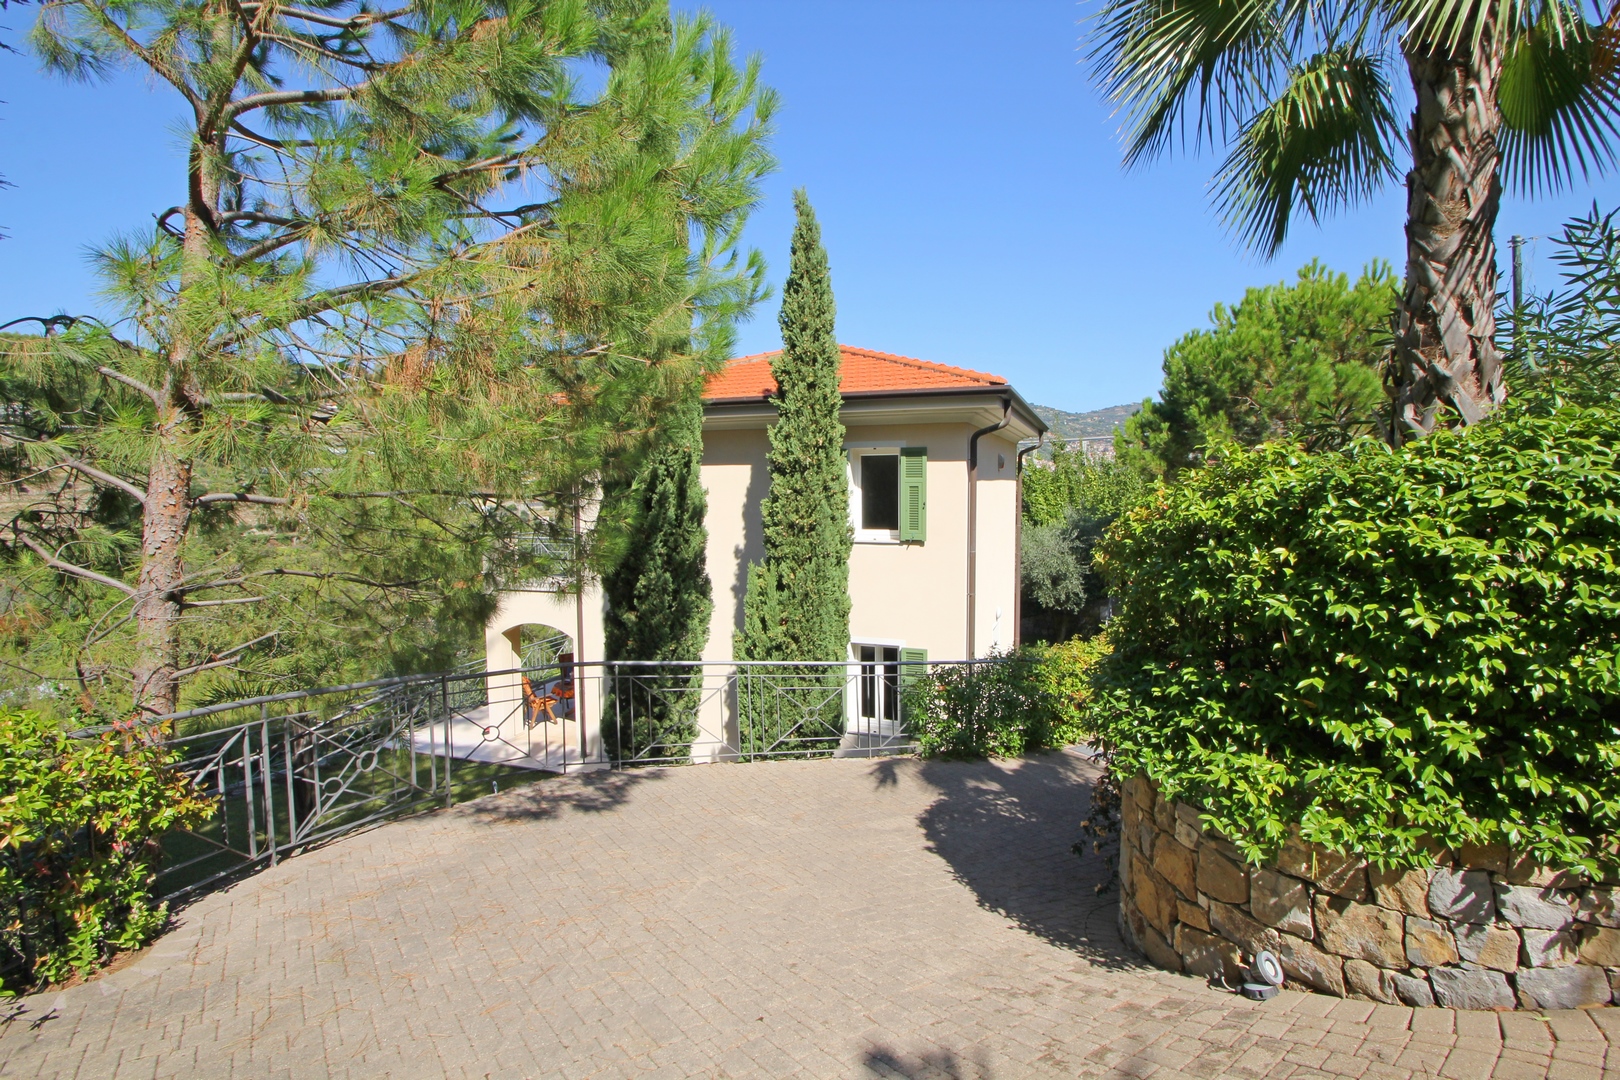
{"left": 704, "top": 384, "right": 1047, "bottom": 438}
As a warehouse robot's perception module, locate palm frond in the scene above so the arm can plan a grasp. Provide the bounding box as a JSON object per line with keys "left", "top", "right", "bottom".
{"left": 1213, "top": 48, "right": 1401, "bottom": 255}
{"left": 1393, "top": 0, "right": 1568, "bottom": 56}
{"left": 1089, "top": 0, "right": 1300, "bottom": 164}
{"left": 1498, "top": 3, "right": 1620, "bottom": 194}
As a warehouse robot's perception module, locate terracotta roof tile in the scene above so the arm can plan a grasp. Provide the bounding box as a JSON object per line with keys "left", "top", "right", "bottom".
{"left": 704, "top": 345, "right": 1007, "bottom": 402}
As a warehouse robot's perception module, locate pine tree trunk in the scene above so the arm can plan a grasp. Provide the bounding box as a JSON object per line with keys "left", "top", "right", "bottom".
{"left": 130, "top": 147, "right": 213, "bottom": 717}
{"left": 131, "top": 446, "right": 192, "bottom": 716}
{"left": 1393, "top": 40, "right": 1506, "bottom": 438}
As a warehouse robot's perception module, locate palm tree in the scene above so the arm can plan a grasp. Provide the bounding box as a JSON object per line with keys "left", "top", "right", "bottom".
{"left": 1090, "top": 0, "right": 1620, "bottom": 437}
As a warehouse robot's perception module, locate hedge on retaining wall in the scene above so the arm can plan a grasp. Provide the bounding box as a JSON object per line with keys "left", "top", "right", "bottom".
{"left": 1092, "top": 402, "right": 1620, "bottom": 874}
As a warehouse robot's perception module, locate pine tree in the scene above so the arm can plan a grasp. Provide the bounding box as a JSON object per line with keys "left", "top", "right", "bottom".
{"left": 602, "top": 392, "right": 713, "bottom": 759}
{"left": 735, "top": 191, "right": 850, "bottom": 751}
{"left": 1, "top": 1, "right": 775, "bottom": 717}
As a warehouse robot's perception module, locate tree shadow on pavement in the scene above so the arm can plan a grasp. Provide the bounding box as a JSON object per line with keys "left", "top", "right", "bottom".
{"left": 860, "top": 1044, "right": 992, "bottom": 1079}
{"left": 460, "top": 766, "right": 666, "bottom": 824}
{"left": 903, "top": 750, "right": 1135, "bottom": 968}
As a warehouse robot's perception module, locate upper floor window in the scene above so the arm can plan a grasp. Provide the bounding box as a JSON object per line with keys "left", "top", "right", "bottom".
{"left": 849, "top": 446, "right": 927, "bottom": 544}
{"left": 860, "top": 454, "right": 899, "bottom": 534}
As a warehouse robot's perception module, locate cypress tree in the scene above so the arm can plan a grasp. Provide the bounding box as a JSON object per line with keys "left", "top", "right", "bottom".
{"left": 735, "top": 191, "right": 851, "bottom": 751}
{"left": 602, "top": 392, "right": 713, "bottom": 759}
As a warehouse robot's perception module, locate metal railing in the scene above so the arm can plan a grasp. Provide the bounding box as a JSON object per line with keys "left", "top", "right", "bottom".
{"left": 118, "top": 658, "right": 960, "bottom": 899}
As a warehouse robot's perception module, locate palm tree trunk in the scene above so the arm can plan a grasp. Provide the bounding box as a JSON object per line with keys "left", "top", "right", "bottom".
{"left": 1393, "top": 40, "right": 1506, "bottom": 439}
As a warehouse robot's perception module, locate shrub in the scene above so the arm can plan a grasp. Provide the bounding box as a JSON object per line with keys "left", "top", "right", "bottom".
{"left": 1093, "top": 403, "right": 1620, "bottom": 873}
{"left": 1030, "top": 636, "right": 1112, "bottom": 746}
{"left": 906, "top": 640, "right": 1109, "bottom": 758}
{"left": 0, "top": 711, "right": 215, "bottom": 992}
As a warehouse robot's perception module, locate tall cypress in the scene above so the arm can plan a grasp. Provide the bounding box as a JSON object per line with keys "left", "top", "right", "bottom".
{"left": 736, "top": 190, "right": 852, "bottom": 672}
{"left": 603, "top": 391, "right": 713, "bottom": 760}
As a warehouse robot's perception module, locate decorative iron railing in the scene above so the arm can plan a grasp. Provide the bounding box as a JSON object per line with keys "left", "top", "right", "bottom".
{"left": 116, "top": 658, "right": 960, "bottom": 898}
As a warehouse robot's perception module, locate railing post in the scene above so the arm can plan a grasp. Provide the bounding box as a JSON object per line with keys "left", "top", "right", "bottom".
{"left": 442, "top": 675, "right": 454, "bottom": 807}
{"left": 242, "top": 729, "right": 258, "bottom": 861}
{"left": 261, "top": 704, "right": 278, "bottom": 866}
{"left": 283, "top": 719, "right": 299, "bottom": 847}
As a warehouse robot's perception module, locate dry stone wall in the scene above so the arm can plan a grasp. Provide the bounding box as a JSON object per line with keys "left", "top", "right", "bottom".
{"left": 1118, "top": 775, "right": 1620, "bottom": 1010}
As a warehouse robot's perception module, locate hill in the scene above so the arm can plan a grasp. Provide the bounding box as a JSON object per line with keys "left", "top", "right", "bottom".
{"left": 1033, "top": 402, "right": 1143, "bottom": 443}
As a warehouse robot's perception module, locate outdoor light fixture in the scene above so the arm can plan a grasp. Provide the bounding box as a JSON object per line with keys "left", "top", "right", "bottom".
{"left": 1240, "top": 951, "right": 1285, "bottom": 1001}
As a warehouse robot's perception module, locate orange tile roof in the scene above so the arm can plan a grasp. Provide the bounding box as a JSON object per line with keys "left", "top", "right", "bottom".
{"left": 704, "top": 345, "right": 1007, "bottom": 402}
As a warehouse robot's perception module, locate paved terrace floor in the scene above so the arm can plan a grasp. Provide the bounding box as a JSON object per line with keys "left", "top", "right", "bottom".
{"left": 3, "top": 752, "right": 1619, "bottom": 1080}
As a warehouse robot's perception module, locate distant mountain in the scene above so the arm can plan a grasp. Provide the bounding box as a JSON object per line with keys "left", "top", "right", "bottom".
{"left": 1033, "top": 402, "right": 1143, "bottom": 443}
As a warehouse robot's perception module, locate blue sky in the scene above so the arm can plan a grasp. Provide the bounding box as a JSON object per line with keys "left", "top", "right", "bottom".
{"left": 4, "top": 1, "right": 1620, "bottom": 412}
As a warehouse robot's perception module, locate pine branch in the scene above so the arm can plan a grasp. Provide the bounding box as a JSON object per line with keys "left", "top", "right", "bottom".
{"left": 193, "top": 491, "right": 290, "bottom": 506}
{"left": 178, "top": 596, "right": 264, "bottom": 608}
{"left": 95, "top": 365, "right": 165, "bottom": 407}
{"left": 54, "top": 456, "right": 147, "bottom": 504}
{"left": 11, "top": 529, "right": 138, "bottom": 596}
{"left": 171, "top": 630, "right": 280, "bottom": 677}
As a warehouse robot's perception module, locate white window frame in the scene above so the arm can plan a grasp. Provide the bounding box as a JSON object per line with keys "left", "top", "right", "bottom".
{"left": 848, "top": 638, "right": 907, "bottom": 729}
{"left": 847, "top": 444, "right": 906, "bottom": 544}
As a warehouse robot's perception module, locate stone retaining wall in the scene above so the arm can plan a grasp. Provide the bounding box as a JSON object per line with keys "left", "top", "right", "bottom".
{"left": 1118, "top": 775, "right": 1620, "bottom": 1010}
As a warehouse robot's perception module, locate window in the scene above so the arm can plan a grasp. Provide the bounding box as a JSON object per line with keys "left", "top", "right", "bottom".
{"left": 861, "top": 454, "right": 899, "bottom": 532}
{"left": 850, "top": 446, "right": 926, "bottom": 543}
{"left": 858, "top": 645, "right": 900, "bottom": 723}
{"left": 853, "top": 644, "right": 927, "bottom": 732}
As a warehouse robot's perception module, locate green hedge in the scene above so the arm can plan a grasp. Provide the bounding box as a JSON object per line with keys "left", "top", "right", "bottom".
{"left": 1093, "top": 403, "right": 1620, "bottom": 873}
{"left": 906, "top": 639, "right": 1108, "bottom": 758}
{"left": 1, "top": 711, "right": 215, "bottom": 992}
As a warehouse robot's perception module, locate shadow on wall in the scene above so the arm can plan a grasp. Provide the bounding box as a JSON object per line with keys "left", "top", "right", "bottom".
{"left": 900, "top": 750, "right": 1135, "bottom": 969}
{"left": 461, "top": 767, "right": 666, "bottom": 825}
{"left": 728, "top": 459, "right": 770, "bottom": 640}
{"left": 860, "top": 1045, "right": 993, "bottom": 1079}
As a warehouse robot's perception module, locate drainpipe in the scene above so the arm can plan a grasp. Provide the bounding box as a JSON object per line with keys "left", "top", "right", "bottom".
{"left": 1013, "top": 437, "right": 1044, "bottom": 650}
{"left": 966, "top": 397, "right": 1012, "bottom": 660}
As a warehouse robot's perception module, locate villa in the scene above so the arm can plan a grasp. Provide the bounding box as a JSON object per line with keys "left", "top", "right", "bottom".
{"left": 476, "top": 345, "right": 1046, "bottom": 764}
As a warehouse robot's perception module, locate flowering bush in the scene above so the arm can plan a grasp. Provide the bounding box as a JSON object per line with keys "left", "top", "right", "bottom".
{"left": 0, "top": 710, "right": 215, "bottom": 992}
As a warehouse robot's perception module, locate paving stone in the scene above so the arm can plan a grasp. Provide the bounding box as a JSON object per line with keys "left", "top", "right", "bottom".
{"left": 2, "top": 755, "right": 1617, "bottom": 1080}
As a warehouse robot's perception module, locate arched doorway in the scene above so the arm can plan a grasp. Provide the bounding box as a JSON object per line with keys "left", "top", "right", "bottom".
{"left": 503, "top": 623, "right": 576, "bottom": 728}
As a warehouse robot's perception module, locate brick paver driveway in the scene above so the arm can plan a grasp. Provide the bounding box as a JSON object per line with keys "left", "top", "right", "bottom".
{"left": 3, "top": 752, "right": 1618, "bottom": 1079}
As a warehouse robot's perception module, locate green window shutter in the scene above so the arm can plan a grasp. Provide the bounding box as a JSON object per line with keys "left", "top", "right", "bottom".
{"left": 899, "top": 447, "right": 927, "bottom": 542}
{"left": 899, "top": 647, "right": 928, "bottom": 691}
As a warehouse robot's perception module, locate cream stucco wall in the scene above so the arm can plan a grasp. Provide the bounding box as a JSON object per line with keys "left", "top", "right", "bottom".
{"left": 702, "top": 418, "right": 1024, "bottom": 663}
{"left": 482, "top": 391, "right": 1039, "bottom": 761}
